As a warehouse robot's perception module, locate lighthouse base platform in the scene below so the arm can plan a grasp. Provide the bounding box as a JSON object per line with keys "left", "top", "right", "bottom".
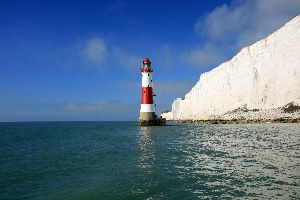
{"left": 138, "top": 118, "right": 166, "bottom": 126}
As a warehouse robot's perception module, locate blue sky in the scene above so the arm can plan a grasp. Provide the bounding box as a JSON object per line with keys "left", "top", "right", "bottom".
{"left": 0, "top": 0, "right": 299, "bottom": 121}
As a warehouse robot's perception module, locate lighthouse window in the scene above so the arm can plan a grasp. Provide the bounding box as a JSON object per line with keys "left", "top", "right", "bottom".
{"left": 148, "top": 85, "right": 149, "bottom": 87}
{"left": 151, "top": 80, "right": 152, "bottom": 82}
{"left": 144, "top": 91, "right": 145, "bottom": 93}
{"left": 148, "top": 74, "right": 149, "bottom": 76}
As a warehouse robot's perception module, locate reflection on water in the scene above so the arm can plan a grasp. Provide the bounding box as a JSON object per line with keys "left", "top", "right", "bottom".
{"left": 134, "top": 124, "right": 300, "bottom": 199}
{"left": 167, "top": 124, "right": 300, "bottom": 199}
{"left": 129, "top": 126, "right": 154, "bottom": 196}
{"left": 137, "top": 127, "right": 155, "bottom": 172}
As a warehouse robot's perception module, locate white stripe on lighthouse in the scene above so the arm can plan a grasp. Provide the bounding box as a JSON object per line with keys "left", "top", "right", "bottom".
{"left": 142, "top": 72, "right": 153, "bottom": 87}
{"left": 140, "top": 104, "right": 155, "bottom": 112}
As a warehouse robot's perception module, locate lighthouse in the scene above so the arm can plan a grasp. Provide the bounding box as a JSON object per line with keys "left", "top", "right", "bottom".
{"left": 139, "top": 58, "right": 166, "bottom": 126}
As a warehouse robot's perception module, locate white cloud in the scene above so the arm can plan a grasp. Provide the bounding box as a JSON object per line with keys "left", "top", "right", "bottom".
{"left": 184, "top": 0, "right": 300, "bottom": 67}
{"left": 155, "top": 81, "right": 194, "bottom": 95}
{"left": 82, "top": 37, "right": 108, "bottom": 65}
{"left": 80, "top": 37, "right": 142, "bottom": 69}
{"left": 64, "top": 101, "right": 136, "bottom": 113}
{"left": 200, "top": 0, "right": 300, "bottom": 47}
{"left": 181, "top": 43, "right": 227, "bottom": 67}
{"left": 154, "top": 45, "right": 176, "bottom": 68}
{"left": 112, "top": 47, "right": 141, "bottom": 69}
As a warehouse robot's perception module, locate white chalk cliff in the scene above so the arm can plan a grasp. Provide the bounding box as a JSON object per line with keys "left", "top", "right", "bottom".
{"left": 162, "top": 15, "right": 300, "bottom": 120}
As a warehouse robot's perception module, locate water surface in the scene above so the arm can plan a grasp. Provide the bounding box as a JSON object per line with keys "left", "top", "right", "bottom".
{"left": 0, "top": 122, "right": 299, "bottom": 199}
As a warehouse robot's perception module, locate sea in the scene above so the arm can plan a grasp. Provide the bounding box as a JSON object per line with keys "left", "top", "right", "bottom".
{"left": 0, "top": 121, "right": 299, "bottom": 199}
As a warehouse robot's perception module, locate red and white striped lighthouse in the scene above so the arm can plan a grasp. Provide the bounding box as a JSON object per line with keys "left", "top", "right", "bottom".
{"left": 139, "top": 58, "right": 157, "bottom": 123}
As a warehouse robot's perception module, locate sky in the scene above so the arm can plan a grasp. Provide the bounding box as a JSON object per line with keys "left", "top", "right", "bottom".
{"left": 0, "top": 0, "right": 299, "bottom": 121}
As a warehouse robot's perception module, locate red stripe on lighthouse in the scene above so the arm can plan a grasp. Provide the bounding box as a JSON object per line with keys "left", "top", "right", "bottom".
{"left": 141, "top": 87, "right": 154, "bottom": 104}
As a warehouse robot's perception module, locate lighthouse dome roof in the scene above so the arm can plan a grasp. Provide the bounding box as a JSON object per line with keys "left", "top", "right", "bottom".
{"left": 143, "top": 58, "right": 151, "bottom": 64}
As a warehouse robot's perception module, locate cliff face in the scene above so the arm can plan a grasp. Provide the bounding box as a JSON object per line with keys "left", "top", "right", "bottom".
{"left": 162, "top": 15, "right": 300, "bottom": 120}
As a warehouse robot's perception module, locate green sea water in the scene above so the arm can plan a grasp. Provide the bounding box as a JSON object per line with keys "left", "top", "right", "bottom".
{"left": 0, "top": 122, "right": 299, "bottom": 199}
